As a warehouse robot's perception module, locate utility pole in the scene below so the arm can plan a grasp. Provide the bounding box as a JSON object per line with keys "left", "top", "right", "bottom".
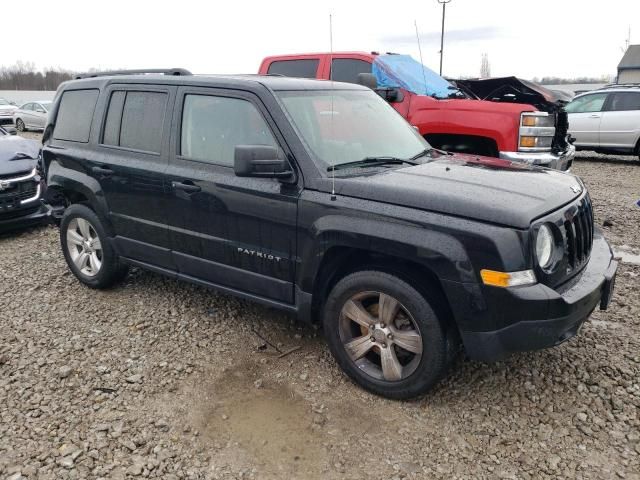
{"left": 438, "top": 0, "right": 452, "bottom": 76}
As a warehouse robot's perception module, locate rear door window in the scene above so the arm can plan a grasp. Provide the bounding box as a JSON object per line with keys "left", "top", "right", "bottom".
{"left": 102, "top": 90, "right": 167, "bottom": 153}
{"left": 53, "top": 89, "right": 99, "bottom": 142}
{"left": 607, "top": 92, "right": 640, "bottom": 111}
{"left": 331, "top": 59, "right": 372, "bottom": 84}
{"left": 267, "top": 59, "right": 319, "bottom": 78}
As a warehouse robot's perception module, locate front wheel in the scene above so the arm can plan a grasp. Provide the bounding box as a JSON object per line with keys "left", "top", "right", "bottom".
{"left": 323, "top": 270, "right": 448, "bottom": 399}
{"left": 15, "top": 118, "right": 25, "bottom": 132}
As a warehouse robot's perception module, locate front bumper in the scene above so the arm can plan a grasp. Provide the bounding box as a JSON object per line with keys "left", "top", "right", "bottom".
{"left": 0, "top": 203, "right": 49, "bottom": 233}
{"left": 458, "top": 229, "right": 616, "bottom": 362}
{"left": 499, "top": 144, "right": 575, "bottom": 171}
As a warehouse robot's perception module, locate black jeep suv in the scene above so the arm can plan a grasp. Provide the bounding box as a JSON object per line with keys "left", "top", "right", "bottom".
{"left": 41, "top": 70, "right": 617, "bottom": 399}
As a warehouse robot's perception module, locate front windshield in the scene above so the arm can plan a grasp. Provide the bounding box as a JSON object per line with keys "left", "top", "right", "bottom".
{"left": 41, "top": 102, "right": 52, "bottom": 111}
{"left": 373, "top": 54, "right": 464, "bottom": 100}
{"left": 277, "top": 89, "right": 430, "bottom": 170}
{"left": 0, "top": 98, "right": 9, "bottom": 106}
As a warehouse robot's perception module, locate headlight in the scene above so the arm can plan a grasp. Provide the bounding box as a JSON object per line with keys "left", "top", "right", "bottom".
{"left": 535, "top": 224, "right": 554, "bottom": 269}
{"left": 519, "top": 112, "right": 555, "bottom": 152}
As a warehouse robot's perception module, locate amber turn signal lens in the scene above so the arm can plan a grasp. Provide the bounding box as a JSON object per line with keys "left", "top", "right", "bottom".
{"left": 480, "top": 269, "right": 537, "bottom": 288}
{"left": 520, "top": 136, "right": 537, "bottom": 148}
{"left": 480, "top": 269, "right": 511, "bottom": 287}
{"left": 521, "top": 116, "right": 537, "bottom": 127}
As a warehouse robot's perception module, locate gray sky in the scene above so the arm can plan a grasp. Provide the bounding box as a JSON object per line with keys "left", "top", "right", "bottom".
{"left": 5, "top": 0, "right": 638, "bottom": 79}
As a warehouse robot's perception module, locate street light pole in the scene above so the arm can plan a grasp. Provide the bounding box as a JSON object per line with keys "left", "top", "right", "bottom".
{"left": 438, "top": 0, "right": 452, "bottom": 76}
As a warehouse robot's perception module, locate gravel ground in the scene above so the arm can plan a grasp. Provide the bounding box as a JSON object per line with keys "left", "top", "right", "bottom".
{"left": 1, "top": 135, "right": 639, "bottom": 480}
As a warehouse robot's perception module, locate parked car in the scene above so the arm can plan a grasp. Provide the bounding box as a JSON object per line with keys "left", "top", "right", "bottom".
{"left": 42, "top": 70, "right": 617, "bottom": 399}
{"left": 0, "top": 125, "right": 48, "bottom": 232}
{"left": 259, "top": 52, "right": 575, "bottom": 170}
{"left": 13, "top": 101, "right": 53, "bottom": 132}
{"left": 0, "top": 97, "right": 18, "bottom": 125}
{"left": 566, "top": 84, "right": 640, "bottom": 159}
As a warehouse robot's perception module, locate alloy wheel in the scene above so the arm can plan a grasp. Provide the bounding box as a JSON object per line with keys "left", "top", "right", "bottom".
{"left": 16, "top": 119, "right": 24, "bottom": 132}
{"left": 66, "top": 218, "right": 103, "bottom": 277}
{"left": 338, "top": 291, "right": 423, "bottom": 382}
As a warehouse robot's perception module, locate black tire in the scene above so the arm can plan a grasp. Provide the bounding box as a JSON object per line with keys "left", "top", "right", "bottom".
{"left": 15, "top": 118, "right": 25, "bottom": 132}
{"left": 60, "top": 204, "right": 128, "bottom": 289}
{"left": 322, "top": 270, "right": 448, "bottom": 400}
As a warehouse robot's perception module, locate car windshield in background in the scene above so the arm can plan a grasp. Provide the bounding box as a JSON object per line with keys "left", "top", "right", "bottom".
{"left": 372, "top": 54, "right": 465, "bottom": 100}
{"left": 0, "top": 98, "right": 9, "bottom": 106}
{"left": 277, "top": 89, "right": 430, "bottom": 171}
{"left": 41, "top": 102, "right": 52, "bottom": 111}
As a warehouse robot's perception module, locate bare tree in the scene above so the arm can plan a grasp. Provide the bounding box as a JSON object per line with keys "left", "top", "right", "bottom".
{"left": 480, "top": 53, "right": 491, "bottom": 79}
{"left": 0, "top": 62, "right": 74, "bottom": 90}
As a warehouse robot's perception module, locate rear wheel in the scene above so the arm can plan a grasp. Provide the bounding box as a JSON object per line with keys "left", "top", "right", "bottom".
{"left": 15, "top": 118, "right": 25, "bottom": 132}
{"left": 323, "top": 270, "right": 448, "bottom": 399}
{"left": 60, "top": 204, "right": 128, "bottom": 289}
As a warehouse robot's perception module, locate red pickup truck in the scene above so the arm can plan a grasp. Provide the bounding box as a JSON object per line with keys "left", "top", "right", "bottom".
{"left": 259, "top": 52, "right": 575, "bottom": 170}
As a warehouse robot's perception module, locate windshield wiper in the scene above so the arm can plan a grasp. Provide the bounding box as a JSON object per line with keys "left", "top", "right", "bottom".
{"left": 409, "top": 148, "right": 434, "bottom": 160}
{"left": 327, "top": 156, "right": 418, "bottom": 172}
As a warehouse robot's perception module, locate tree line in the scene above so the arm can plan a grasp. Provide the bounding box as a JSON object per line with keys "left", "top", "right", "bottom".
{"left": 532, "top": 75, "right": 613, "bottom": 85}
{"left": 0, "top": 61, "right": 74, "bottom": 90}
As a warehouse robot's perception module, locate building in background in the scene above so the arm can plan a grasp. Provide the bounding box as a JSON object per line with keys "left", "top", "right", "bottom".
{"left": 618, "top": 45, "right": 640, "bottom": 83}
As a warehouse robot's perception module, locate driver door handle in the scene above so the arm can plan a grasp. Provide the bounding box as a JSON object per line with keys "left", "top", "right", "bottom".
{"left": 590, "top": 114, "right": 601, "bottom": 118}
{"left": 171, "top": 180, "right": 201, "bottom": 193}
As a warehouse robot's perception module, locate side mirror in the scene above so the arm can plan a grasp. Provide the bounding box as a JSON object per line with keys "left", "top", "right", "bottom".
{"left": 356, "top": 73, "right": 404, "bottom": 103}
{"left": 9, "top": 101, "right": 16, "bottom": 106}
{"left": 5, "top": 126, "right": 17, "bottom": 135}
{"left": 378, "top": 88, "right": 404, "bottom": 103}
{"left": 234, "top": 145, "right": 293, "bottom": 179}
{"left": 357, "top": 73, "right": 378, "bottom": 90}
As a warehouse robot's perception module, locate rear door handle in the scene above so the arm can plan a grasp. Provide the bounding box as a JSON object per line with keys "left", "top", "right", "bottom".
{"left": 91, "top": 166, "right": 113, "bottom": 177}
{"left": 171, "top": 181, "right": 201, "bottom": 193}
{"left": 590, "top": 114, "right": 601, "bottom": 118}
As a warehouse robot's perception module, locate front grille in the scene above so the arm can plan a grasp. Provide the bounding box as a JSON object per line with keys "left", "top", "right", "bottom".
{"left": 0, "top": 170, "right": 32, "bottom": 181}
{"left": 535, "top": 193, "right": 594, "bottom": 288}
{"left": 0, "top": 178, "right": 39, "bottom": 212}
{"left": 564, "top": 196, "right": 593, "bottom": 270}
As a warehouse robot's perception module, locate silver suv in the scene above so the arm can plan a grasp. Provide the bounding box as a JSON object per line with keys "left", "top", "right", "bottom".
{"left": 566, "top": 84, "right": 640, "bottom": 160}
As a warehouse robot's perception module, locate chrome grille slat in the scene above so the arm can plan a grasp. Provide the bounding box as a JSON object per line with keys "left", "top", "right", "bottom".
{"left": 563, "top": 195, "right": 594, "bottom": 272}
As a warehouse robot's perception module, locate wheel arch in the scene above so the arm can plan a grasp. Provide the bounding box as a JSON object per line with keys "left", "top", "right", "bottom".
{"left": 45, "top": 161, "right": 115, "bottom": 235}
{"left": 309, "top": 245, "right": 456, "bottom": 325}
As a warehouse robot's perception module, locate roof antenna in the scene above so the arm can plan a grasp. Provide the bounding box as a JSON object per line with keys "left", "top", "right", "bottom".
{"left": 329, "top": 13, "right": 337, "bottom": 202}
{"left": 414, "top": 20, "right": 428, "bottom": 96}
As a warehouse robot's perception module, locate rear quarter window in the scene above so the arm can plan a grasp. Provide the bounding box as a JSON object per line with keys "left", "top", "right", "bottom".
{"left": 267, "top": 59, "right": 319, "bottom": 79}
{"left": 53, "top": 89, "right": 100, "bottom": 143}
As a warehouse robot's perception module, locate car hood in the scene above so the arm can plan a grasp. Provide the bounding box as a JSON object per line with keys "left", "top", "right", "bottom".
{"left": 331, "top": 153, "right": 583, "bottom": 229}
{"left": 0, "top": 135, "right": 40, "bottom": 176}
{"left": 453, "top": 77, "right": 573, "bottom": 111}
{"left": 0, "top": 105, "right": 18, "bottom": 112}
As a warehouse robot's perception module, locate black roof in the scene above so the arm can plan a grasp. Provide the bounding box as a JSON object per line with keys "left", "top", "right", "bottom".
{"left": 65, "top": 73, "right": 366, "bottom": 92}
{"left": 618, "top": 45, "right": 640, "bottom": 70}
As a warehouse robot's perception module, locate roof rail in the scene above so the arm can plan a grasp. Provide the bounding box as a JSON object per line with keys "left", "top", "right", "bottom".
{"left": 599, "top": 83, "right": 640, "bottom": 89}
{"left": 74, "top": 68, "right": 192, "bottom": 80}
